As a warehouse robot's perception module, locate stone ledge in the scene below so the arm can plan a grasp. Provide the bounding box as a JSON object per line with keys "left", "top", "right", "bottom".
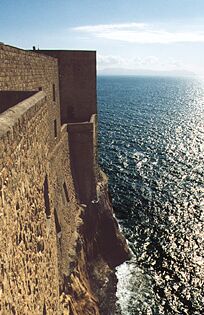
{"left": 0, "top": 91, "right": 46, "bottom": 139}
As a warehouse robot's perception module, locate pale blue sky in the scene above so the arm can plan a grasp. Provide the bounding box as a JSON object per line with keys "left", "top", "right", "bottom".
{"left": 0, "top": 0, "right": 204, "bottom": 74}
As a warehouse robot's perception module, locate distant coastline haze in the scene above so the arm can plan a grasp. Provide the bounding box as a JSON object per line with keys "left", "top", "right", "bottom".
{"left": 0, "top": 0, "right": 204, "bottom": 75}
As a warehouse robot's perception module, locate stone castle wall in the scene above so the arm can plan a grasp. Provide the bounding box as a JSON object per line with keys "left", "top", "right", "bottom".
{"left": 36, "top": 49, "right": 98, "bottom": 206}
{"left": 67, "top": 115, "right": 97, "bottom": 204}
{"left": 0, "top": 44, "right": 61, "bottom": 151}
{"left": 0, "top": 92, "right": 60, "bottom": 314}
{"left": 0, "top": 44, "right": 130, "bottom": 315}
{"left": 0, "top": 45, "right": 84, "bottom": 314}
{"left": 35, "top": 50, "right": 96, "bottom": 124}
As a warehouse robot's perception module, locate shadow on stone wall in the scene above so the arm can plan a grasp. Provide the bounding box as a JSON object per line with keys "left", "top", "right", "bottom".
{"left": 0, "top": 91, "right": 36, "bottom": 114}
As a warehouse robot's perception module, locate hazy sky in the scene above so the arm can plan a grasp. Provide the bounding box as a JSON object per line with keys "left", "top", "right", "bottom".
{"left": 0, "top": 0, "right": 204, "bottom": 74}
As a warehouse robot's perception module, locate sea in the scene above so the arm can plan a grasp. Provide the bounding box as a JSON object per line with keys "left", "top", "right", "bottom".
{"left": 97, "top": 76, "right": 204, "bottom": 315}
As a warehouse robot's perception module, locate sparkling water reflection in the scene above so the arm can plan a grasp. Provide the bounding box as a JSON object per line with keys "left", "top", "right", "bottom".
{"left": 98, "top": 76, "right": 204, "bottom": 315}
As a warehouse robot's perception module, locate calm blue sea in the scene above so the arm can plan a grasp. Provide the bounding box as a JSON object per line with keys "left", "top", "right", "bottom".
{"left": 97, "top": 76, "right": 204, "bottom": 315}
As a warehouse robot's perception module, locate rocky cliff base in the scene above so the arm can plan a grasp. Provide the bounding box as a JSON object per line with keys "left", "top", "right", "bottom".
{"left": 60, "top": 171, "right": 130, "bottom": 314}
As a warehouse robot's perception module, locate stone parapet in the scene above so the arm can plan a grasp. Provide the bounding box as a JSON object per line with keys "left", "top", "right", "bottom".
{"left": 0, "top": 91, "right": 46, "bottom": 139}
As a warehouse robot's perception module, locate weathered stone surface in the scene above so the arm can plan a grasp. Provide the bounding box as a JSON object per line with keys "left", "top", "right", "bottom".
{"left": 0, "top": 44, "right": 130, "bottom": 314}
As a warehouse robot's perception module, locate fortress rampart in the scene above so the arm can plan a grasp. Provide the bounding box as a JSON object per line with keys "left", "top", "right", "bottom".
{"left": 0, "top": 44, "right": 130, "bottom": 315}
{"left": 35, "top": 50, "right": 96, "bottom": 124}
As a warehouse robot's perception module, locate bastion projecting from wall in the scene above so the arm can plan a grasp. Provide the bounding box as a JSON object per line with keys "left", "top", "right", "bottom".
{"left": 0, "top": 44, "right": 130, "bottom": 315}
